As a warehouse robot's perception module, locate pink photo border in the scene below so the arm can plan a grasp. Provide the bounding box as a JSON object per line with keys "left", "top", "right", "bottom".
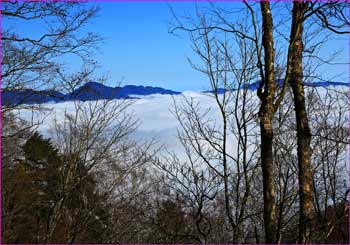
{"left": 0, "top": 1, "right": 349, "bottom": 245}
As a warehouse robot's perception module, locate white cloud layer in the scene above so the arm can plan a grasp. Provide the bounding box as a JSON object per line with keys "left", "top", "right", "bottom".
{"left": 13, "top": 86, "right": 348, "bottom": 161}
{"left": 15, "top": 92, "right": 226, "bottom": 155}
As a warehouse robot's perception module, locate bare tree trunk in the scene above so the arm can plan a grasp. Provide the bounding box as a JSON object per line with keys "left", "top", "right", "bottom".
{"left": 258, "top": 2, "right": 276, "bottom": 243}
{"left": 289, "top": 2, "right": 315, "bottom": 243}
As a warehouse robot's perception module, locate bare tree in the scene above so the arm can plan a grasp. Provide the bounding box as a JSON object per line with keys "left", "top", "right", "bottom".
{"left": 255, "top": 3, "right": 278, "bottom": 242}
{"left": 284, "top": 3, "right": 315, "bottom": 243}
{"left": 170, "top": 2, "right": 349, "bottom": 243}
{"left": 308, "top": 87, "right": 349, "bottom": 243}
{"left": 283, "top": 2, "right": 349, "bottom": 242}
{"left": 168, "top": 9, "right": 263, "bottom": 242}
{"left": 1, "top": 1, "right": 101, "bottom": 114}
{"left": 47, "top": 92, "right": 155, "bottom": 242}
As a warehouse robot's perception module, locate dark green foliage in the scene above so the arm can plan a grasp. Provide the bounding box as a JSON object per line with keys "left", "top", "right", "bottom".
{"left": 2, "top": 132, "right": 110, "bottom": 243}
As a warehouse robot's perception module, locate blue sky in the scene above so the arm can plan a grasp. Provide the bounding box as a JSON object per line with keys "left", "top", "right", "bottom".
{"left": 88, "top": 1, "right": 350, "bottom": 91}
{"left": 4, "top": 2, "right": 349, "bottom": 91}
{"left": 88, "top": 2, "right": 210, "bottom": 91}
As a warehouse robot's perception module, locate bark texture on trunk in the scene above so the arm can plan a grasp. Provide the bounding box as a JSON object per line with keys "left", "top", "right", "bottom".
{"left": 259, "top": 2, "right": 276, "bottom": 243}
{"left": 289, "top": 2, "right": 315, "bottom": 243}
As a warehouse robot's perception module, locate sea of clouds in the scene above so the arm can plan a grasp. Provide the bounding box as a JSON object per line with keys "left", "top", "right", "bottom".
{"left": 15, "top": 92, "right": 227, "bottom": 155}
{"left": 13, "top": 86, "right": 348, "bottom": 162}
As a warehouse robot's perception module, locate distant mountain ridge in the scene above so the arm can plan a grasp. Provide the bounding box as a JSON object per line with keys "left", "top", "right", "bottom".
{"left": 203, "top": 80, "right": 349, "bottom": 94}
{"left": 2, "top": 80, "right": 348, "bottom": 106}
{"left": 67, "top": 82, "right": 183, "bottom": 101}
{"left": 2, "top": 82, "right": 181, "bottom": 106}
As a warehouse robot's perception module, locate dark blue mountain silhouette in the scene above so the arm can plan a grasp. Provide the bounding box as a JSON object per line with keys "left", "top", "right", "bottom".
{"left": 65, "top": 82, "right": 131, "bottom": 101}
{"left": 2, "top": 81, "right": 347, "bottom": 106}
{"left": 203, "top": 80, "right": 348, "bottom": 94}
{"left": 303, "top": 81, "right": 349, "bottom": 87}
{"left": 117, "top": 85, "right": 181, "bottom": 96}
{"left": 65, "top": 82, "right": 181, "bottom": 101}
{"left": 2, "top": 90, "right": 65, "bottom": 106}
{"left": 2, "top": 82, "right": 181, "bottom": 105}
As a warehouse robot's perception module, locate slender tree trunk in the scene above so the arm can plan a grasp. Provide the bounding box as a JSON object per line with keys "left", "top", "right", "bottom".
{"left": 259, "top": 2, "right": 276, "bottom": 243}
{"left": 289, "top": 2, "right": 315, "bottom": 243}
